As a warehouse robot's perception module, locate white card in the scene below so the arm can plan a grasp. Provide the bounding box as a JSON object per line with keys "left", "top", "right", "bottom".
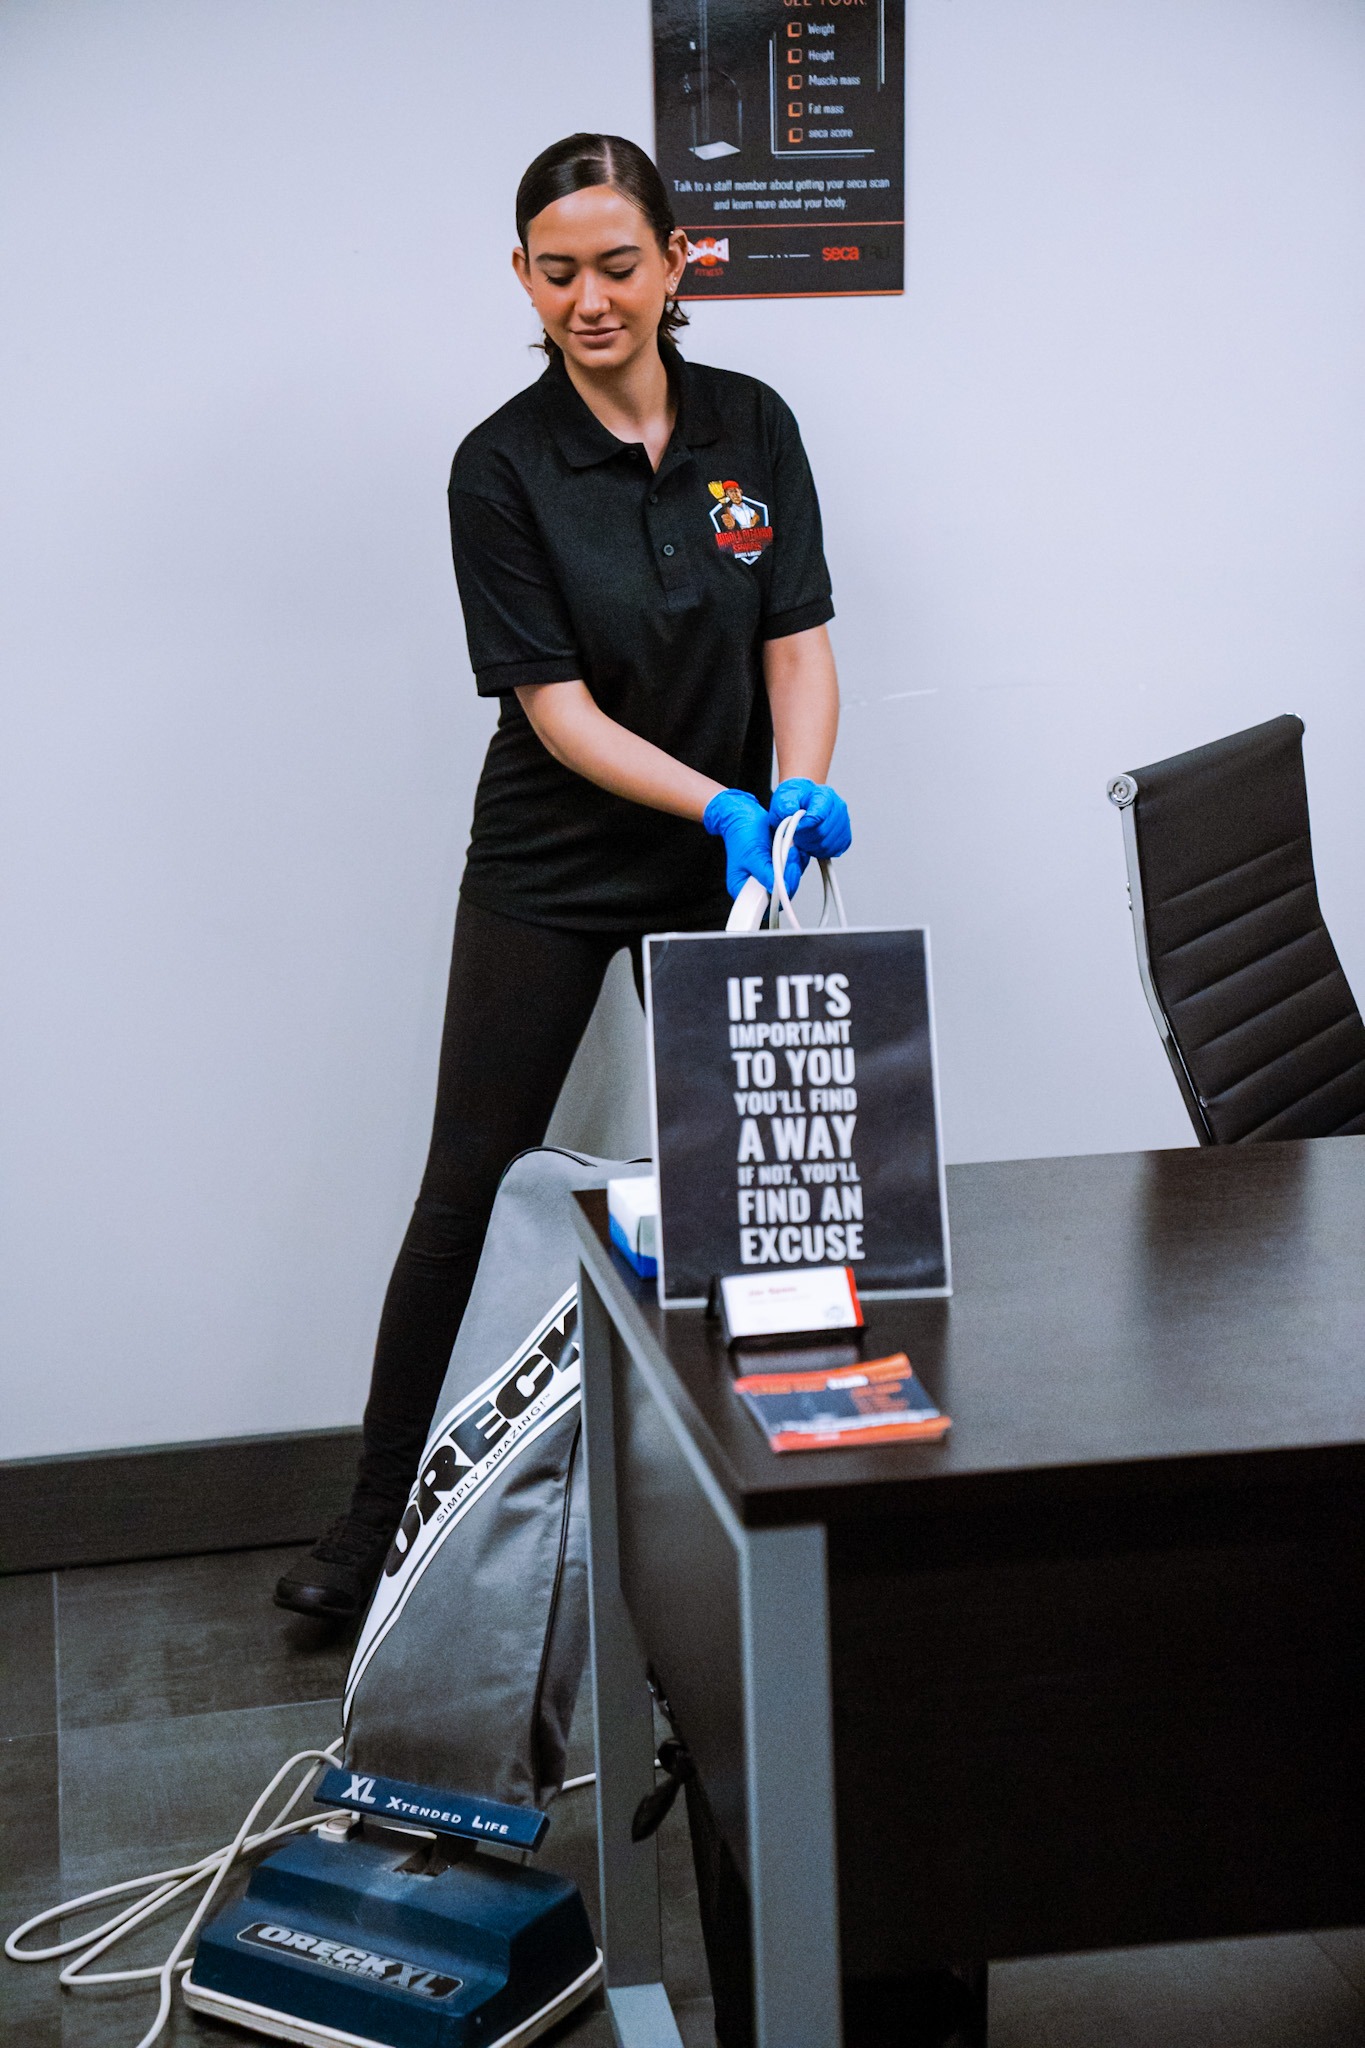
{"left": 719, "top": 1265, "right": 864, "bottom": 1343}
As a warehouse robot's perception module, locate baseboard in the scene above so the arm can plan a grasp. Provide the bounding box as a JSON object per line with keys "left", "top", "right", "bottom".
{"left": 0, "top": 1426, "right": 363, "bottom": 1574}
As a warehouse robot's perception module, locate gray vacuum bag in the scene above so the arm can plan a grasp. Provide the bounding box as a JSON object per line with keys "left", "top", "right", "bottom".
{"left": 343, "top": 1147, "right": 633, "bottom": 1806}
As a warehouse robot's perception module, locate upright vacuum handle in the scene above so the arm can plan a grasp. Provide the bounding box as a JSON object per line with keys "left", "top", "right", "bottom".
{"left": 723, "top": 809, "right": 847, "bottom": 933}
{"left": 726, "top": 876, "right": 771, "bottom": 932}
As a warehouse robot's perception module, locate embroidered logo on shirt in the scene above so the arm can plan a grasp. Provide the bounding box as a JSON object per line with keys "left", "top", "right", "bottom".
{"left": 707, "top": 480, "right": 772, "bottom": 565}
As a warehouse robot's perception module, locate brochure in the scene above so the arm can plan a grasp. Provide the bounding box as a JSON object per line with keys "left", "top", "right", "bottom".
{"left": 732, "top": 1352, "right": 950, "bottom": 1455}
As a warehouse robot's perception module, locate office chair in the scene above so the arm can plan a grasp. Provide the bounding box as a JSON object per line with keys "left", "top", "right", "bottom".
{"left": 1107, "top": 714, "right": 1365, "bottom": 1145}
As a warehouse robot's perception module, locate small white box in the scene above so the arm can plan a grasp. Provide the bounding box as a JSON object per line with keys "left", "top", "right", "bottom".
{"left": 608, "top": 1175, "right": 658, "bottom": 1279}
{"left": 719, "top": 1266, "right": 864, "bottom": 1345}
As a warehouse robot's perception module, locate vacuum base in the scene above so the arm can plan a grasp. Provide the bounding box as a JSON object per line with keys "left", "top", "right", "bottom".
{"left": 183, "top": 1953, "right": 602, "bottom": 2048}
{"left": 188, "top": 1823, "right": 602, "bottom": 2048}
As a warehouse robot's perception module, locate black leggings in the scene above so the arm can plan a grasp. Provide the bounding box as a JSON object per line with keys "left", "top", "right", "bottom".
{"left": 352, "top": 896, "right": 646, "bottom": 1516}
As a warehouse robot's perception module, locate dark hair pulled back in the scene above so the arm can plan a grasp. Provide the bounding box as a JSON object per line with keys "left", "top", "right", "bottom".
{"left": 515, "top": 132, "right": 689, "bottom": 358}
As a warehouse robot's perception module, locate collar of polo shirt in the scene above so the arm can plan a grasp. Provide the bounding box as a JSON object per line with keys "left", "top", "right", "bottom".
{"left": 537, "top": 342, "right": 722, "bottom": 469}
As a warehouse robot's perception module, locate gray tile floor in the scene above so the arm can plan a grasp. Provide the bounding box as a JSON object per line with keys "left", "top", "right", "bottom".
{"left": 2, "top": 1549, "right": 1363, "bottom": 2048}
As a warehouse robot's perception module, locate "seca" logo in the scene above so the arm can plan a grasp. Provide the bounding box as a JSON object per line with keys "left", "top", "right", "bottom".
{"left": 822, "top": 246, "right": 860, "bottom": 261}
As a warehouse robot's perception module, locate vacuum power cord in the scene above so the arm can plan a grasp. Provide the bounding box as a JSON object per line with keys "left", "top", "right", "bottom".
{"left": 5, "top": 1738, "right": 345, "bottom": 2048}
{"left": 768, "top": 808, "right": 847, "bottom": 931}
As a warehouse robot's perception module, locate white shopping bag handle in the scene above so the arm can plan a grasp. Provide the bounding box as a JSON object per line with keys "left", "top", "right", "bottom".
{"left": 725, "top": 808, "right": 847, "bottom": 933}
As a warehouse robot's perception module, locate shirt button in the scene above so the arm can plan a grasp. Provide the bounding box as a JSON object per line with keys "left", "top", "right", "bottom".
{"left": 649, "top": 493, "right": 659, "bottom": 505}
{"left": 662, "top": 543, "right": 675, "bottom": 557}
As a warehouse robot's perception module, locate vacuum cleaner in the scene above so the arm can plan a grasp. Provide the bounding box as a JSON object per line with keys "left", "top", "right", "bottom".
{"left": 7, "top": 1749, "right": 600, "bottom": 2048}
{"left": 183, "top": 1766, "right": 600, "bottom": 2048}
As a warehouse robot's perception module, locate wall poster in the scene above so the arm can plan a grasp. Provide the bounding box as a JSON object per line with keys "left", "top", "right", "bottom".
{"left": 652, "top": 0, "right": 905, "bottom": 300}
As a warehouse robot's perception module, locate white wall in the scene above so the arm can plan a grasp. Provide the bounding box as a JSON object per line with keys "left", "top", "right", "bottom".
{"left": 4, "top": 0, "right": 1364, "bottom": 1458}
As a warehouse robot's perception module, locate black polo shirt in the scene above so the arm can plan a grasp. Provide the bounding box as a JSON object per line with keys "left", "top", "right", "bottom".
{"left": 449, "top": 345, "right": 834, "bottom": 931}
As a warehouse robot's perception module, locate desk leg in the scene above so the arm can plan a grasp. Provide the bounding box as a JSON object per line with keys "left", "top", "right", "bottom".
{"left": 742, "top": 1522, "right": 843, "bottom": 2048}
{"left": 579, "top": 1264, "right": 685, "bottom": 2048}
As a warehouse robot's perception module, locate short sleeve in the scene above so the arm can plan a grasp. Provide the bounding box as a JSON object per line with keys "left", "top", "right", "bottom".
{"left": 448, "top": 466, "right": 583, "bottom": 695}
{"left": 760, "top": 396, "right": 835, "bottom": 642}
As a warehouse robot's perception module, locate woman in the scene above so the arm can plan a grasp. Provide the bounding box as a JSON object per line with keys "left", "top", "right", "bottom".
{"left": 275, "top": 133, "right": 851, "bottom": 1621}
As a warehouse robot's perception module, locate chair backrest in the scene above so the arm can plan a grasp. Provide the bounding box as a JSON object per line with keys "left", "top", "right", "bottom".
{"left": 1108, "top": 715, "right": 1365, "bottom": 1144}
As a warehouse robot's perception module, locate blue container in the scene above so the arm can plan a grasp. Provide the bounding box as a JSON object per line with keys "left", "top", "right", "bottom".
{"left": 608, "top": 1212, "right": 657, "bottom": 1278}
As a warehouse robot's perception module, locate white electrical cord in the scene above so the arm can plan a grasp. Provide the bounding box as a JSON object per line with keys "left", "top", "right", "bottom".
{"left": 6, "top": 1738, "right": 345, "bottom": 2048}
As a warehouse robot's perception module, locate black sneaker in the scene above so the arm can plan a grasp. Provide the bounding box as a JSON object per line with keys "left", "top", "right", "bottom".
{"left": 274, "top": 1512, "right": 398, "bottom": 1620}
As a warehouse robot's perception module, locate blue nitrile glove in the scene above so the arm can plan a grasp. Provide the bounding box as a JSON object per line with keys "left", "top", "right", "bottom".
{"left": 768, "top": 778, "right": 853, "bottom": 859}
{"left": 703, "top": 788, "right": 782, "bottom": 899}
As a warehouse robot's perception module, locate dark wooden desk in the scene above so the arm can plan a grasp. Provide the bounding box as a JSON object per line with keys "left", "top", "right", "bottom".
{"left": 574, "top": 1140, "right": 1365, "bottom": 2048}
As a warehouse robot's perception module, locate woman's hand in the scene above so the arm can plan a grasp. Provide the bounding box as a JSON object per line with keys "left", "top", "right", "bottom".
{"left": 703, "top": 791, "right": 774, "bottom": 897}
{"left": 702, "top": 790, "right": 801, "bottom": 900}
{"left": 516, "top": 629, "right": 846, "bottom": 894}
{"left": 769, "top": 778, "right": 852, "bottom": 859}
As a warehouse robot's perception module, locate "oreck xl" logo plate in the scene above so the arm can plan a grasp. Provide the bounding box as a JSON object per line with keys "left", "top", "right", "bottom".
{"left": 236, "top": 1921, "right": 461, "bottom": 1999}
